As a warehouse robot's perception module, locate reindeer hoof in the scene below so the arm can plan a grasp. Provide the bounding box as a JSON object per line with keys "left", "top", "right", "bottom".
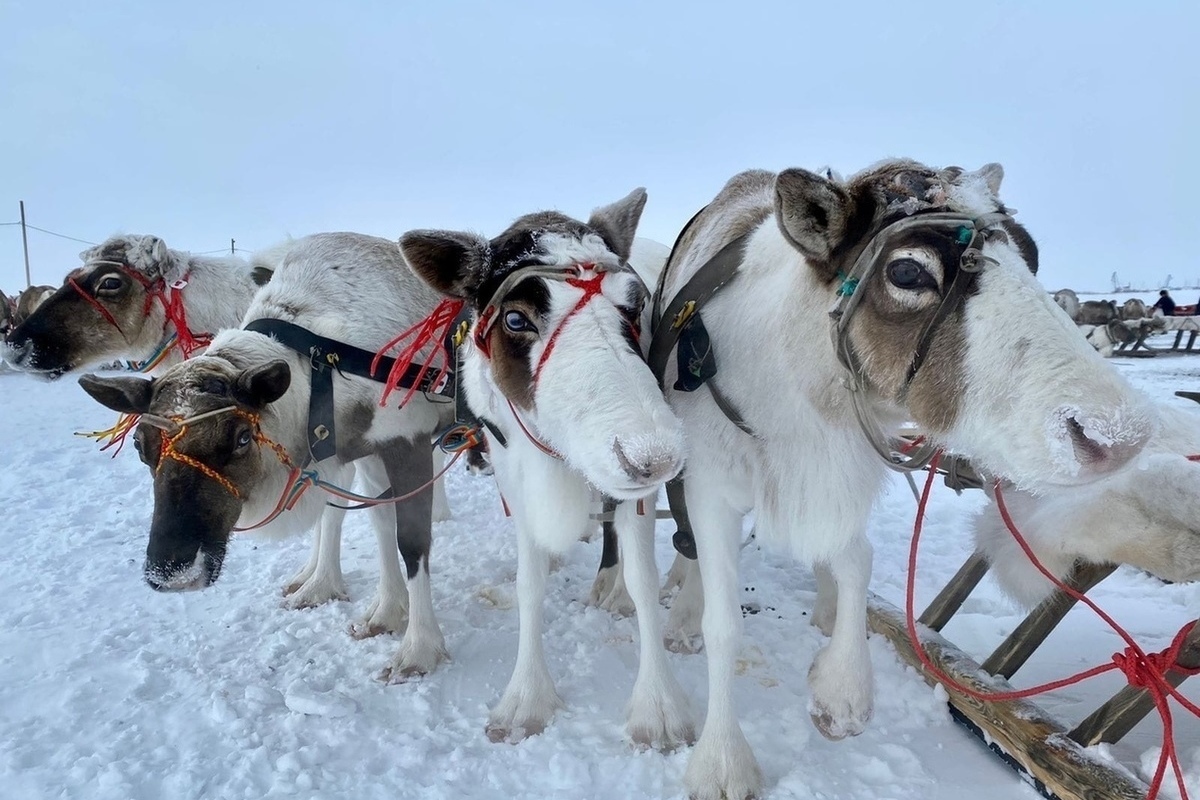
{"left": 349, "top": 622, "right": 389, "bottom": 640}
{"left": 663, "top": 633, "right": 704, "bottom": 655}
{"left": 485, "top": 719, "right": 547, "bottom": 744}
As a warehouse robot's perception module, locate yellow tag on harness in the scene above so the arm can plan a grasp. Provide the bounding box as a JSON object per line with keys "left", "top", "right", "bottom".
{"left": 671, "top": 300, "right": 697, "bottom": 331}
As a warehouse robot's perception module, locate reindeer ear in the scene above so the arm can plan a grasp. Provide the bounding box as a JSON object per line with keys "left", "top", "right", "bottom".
{"left": 774, "top": 169, "right": 854, "bottom": 263}
{"left": 978, "top": 163, "right": 1004, "bottom": 196}
{"left": 79, "top": 374, "right": 154, "bottom": 415}
{"left": 234, "top": 360, "right": 290, "bottom": 408}
{"left": 587, "top": 188, "right": 647, "bottom": 262}
{"left": 399, "top": 231, "right": 491, "bottom": 299}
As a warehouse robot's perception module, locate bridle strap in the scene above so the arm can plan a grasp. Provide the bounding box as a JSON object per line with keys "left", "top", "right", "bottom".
{"left": 829, "top": 210, "right": 1014, "bottom": 473}
{"left": 471, "top": 259, "right": 647, "bottom": 454}
{"left": 68, "top": 277, "right": 126, "bottom": 334}
{"left": 70, "top": 258, "right": 212, "bottom": 361}
{"left": 532, "top": 268, "right": 606, "bottom": 385}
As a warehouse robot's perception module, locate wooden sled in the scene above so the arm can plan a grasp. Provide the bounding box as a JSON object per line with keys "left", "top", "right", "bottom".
{"left": 868, "top": 546, "right": 1200, "bottom": 800}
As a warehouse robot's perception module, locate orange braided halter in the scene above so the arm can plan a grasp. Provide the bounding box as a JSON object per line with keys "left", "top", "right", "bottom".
{"left": 144, "top": 407, "right": 295, "bottom": 498}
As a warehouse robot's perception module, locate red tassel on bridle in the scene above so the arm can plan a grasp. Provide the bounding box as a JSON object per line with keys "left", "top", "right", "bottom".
{"left": 372, "top": 297, "right": 466, "bottom": 408}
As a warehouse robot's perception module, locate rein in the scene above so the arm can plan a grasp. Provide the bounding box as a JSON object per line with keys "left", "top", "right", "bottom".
{"left": 906, "top": 453, "right": 1200, "bottom": 800}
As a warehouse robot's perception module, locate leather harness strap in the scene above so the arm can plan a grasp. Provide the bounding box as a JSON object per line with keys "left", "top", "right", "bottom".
{"left": 245, "top": 317, "right": 455, "bottom": 463}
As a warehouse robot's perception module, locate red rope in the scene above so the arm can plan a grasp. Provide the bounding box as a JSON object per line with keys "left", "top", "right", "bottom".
{"left": 68, "top": 278, "right": 124, "bottom": 333}
{"left": 905, "top": 452, "right": 1200, "bottom": 800}
{"left": 69, "top": 267, "right": 212, "bottom": 360}
{"left": 506, "top": 399, "right": 561, "bottom": 458}
{"left": 372, "top": 298, "right": 465, "bottom": 408}
{"left": 532, "top": 268, "right": 605, "bottom": 385}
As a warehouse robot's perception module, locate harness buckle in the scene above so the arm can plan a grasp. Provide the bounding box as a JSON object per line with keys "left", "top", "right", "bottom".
{"left": 671, "top": 300, "right": 697, "bottom": 331}
{"left": 452, "top": 320, "right": 470, "bottom": 348}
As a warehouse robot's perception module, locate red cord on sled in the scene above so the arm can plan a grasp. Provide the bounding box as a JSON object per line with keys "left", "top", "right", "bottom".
{"left": 905, "top": 452, "right": 1200, "bottom": 800}
{"left": 372, "top": 298, "right": 465, "bottom": 408}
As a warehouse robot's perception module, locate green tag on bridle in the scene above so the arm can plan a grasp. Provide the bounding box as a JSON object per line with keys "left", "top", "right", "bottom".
{"left": 956, "top": 226, "right": 973, "bottom": 245}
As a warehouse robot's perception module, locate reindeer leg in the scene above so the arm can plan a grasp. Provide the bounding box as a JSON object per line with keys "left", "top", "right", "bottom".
{"left": 807, "top": 533, "right": 873, "bottom": 740}
{"left": 618, "top": 500, "right": 695, "bottom": 750}
{"left": 431, "top": 447, "right": 452, "bottom": 523}
{"left": 486, "top": 515, "right": 563, "bottom": 742}
{"left": 683, "top": 472, "right": 762, "bottom": 800}
{"left": 810, "top": 562, "right": 838, "bottom": 637}
{"left": 586, "top": 497, "right": 634, "bottom": 616}
{"left": 283, "top": 506, "right": 350, "bottom": 608}
{"left": 380, "top": 439, "right": 447, "bottom": 680}
{"left": 664, "top": 555, "right": 704, "bottom": 654}
{"left": 351, "top": 456, "right": 409, "bottom": 639}
{"left": 283, "top": 461, "right": 354, "bottom": 608}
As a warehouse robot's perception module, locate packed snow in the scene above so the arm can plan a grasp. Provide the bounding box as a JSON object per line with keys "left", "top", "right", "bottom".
{"left": 0, "top": 355, "right": 1197, "bottom": 800}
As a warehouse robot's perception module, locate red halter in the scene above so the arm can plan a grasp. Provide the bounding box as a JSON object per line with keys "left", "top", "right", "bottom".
{"left": 531, "top": 264, "right": 607, "bottom": 385}
{"left": 67, "top": 264, "right": 213, "bottom": 358}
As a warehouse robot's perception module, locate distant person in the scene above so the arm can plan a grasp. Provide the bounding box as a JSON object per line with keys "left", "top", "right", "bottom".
{"left": 1154, "top": 290, "right": 1176, "bottom": 316}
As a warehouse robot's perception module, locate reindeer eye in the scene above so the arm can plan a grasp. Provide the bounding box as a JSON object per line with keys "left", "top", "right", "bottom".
{"left": 97, "top": 276, "right": 123, "bottom": 293}
{"left": 503, "top": 310, "right": 537, "bottom": 333}
{"left": 886, "top": 259, "right": 934, "bottom": 290}
{"left": 236, "top": 429, "right": 253, "bottom": 448}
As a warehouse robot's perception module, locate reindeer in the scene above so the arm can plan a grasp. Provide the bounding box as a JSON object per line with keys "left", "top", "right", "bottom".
{"left": 2, "top": 234, "right": 449, "bottom": 629}
{"left": 653, "top": 161, "right": 1155, "bottom": 800}
{"left": 0, "top": 288, "right": 13, "bottom": 339}
{"left": 1121, "top": 297, "right": 1149, "bottom": 320}
{"left": 77, "top": 232, "right": 455, "bottom": 679}
{"left": 976, "top": 399, "right": 1200, "bottom": 607}
{"left": 9, "top": 284, "right": 57, "bottom": 330}
{"left": 4, "top": 236, "right": 270, "bottom": 376}
{"left": 1053, "top": 287, "right": 1080, "bottom": 321}
{"left": 400, "top": 190, "right": 695, "bottom": 748}
{"left": 1076, "top": 298, "right": 1120, "bottom": 325}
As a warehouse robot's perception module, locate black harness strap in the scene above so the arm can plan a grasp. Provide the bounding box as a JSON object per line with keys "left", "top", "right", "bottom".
{"left": 245, "top": 318, "right": 456, "bottom": 462}
{"left": 648, "top": 231, "right": 756, "bottom": 560}
{"left": 647, "top": 233, "right": 749, "bottom": 384}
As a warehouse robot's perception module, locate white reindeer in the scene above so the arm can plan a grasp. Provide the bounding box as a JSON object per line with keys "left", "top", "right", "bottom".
{"left": 976, "top": 399, "right": 1200, "bottom": 607}
{"left": 400, "top": 190, "right": 695, "bottom": 748}
{"left": 77, "top": 232, "right": 455, "bottom": 679}
{"left": 656, "top": 161, "right": 1155, "bottom": 799}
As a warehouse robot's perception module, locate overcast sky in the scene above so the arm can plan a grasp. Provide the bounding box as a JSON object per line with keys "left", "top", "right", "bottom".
{"left": 1, "top": 1, "right": 1196, "bottom": 295}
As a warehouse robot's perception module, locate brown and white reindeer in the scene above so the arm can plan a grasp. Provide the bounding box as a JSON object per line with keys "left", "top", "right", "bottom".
{"left": 0, "top": 288, "right": 14, "bottom": 340}
{"left": 2, "top": 233, "right": 451, "bottom": 630}
{"left": 76, "top": 232, "right": 455, "bottom": 679}
{"left": 4, "top": 235, "right": 270, "bottom": 376}
{"left": 653, "top": 161, "right": 1155, "bottom": 800}
{"left": 400, "top": 190, "right": 695, "bottom": 748}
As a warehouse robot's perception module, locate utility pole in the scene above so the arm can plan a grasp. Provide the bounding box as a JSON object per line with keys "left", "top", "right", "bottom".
{"left": 19, "top": 201, "right": 31, "bottom": 288}
{"left": 231, "top": 238, "right": 236, "bottom": 256}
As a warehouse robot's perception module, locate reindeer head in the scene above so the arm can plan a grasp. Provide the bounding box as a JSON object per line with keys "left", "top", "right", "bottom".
{"left": 78, "top": 355, "right": 292, "bottom": 590}
{"left": 401, "top": 189, "right": 684, "bottom": 500}
{"left": 775, "top": 160, "right": 1154, "bottom": 487}
{"left": 4, "top": 235, "right": 186, "bottom": 376}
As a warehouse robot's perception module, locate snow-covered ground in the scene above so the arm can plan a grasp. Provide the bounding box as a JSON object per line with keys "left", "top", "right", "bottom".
{"left": 1, "top": 356, "right": 1197, "bottom": 800}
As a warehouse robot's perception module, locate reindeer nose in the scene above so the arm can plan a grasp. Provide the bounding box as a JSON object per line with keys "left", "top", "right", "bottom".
{"left": 613, "top": 437, "right": 683, "bottom": 486}
{"left": 3, "top": 340, "right": 31, "bottom": 365}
